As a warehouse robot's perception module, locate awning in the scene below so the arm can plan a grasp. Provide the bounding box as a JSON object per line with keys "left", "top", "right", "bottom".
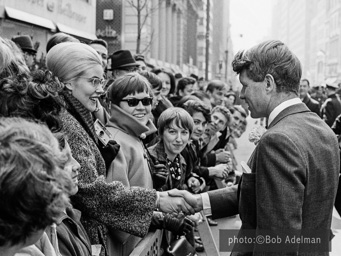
{"left": 5, "top": 6, "right": 56, "bottom": 31}
{"left": 56, "top": 23, "right": 97, "bottom": 41}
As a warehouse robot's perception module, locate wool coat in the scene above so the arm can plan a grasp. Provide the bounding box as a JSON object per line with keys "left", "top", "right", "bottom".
{"left": 45, "top": 208, "right": 92, "bottom": 256}
{"left": 106, "top": 104, "right": 156, "bottom": 189}
{"left": 60, "top": 94, "right": 156, "bottom": 256}
{"left": 208, "top": 103, "right": 340, "bottom": 255}
{"left": 105, "top": 104, "right": 156, "bottom": 256}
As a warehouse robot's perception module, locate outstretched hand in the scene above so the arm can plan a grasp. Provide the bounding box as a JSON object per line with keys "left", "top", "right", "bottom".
{"left": 158, "top": 189, "right": 196, "bottom": 215}
{"left": 167, "top": 189, "right": 203, "bottom": 213}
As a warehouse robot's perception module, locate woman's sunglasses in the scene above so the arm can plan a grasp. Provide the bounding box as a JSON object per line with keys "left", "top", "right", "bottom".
{"left": 121, "top": 97, "right": 153, "bottom": 107}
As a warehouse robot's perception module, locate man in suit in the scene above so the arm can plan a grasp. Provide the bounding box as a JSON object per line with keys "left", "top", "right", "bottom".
{"left": 186, "top": 40, "right": 340, "bottom": 255}
{"left": 299, "top": 78, "right": 321, "bottom": 116}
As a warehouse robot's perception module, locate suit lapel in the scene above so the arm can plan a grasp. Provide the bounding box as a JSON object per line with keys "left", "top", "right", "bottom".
{"left": 268, "top": 103, "right": 310, "bottom": 129}
{"left": 247, "top": 103, "right": 310, "bottom": 173}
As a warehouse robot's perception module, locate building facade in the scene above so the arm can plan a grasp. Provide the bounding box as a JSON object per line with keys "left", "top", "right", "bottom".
{"left": 0, "top": 0, "right": 97, "bottom": 60}
{"left": 210, "top": 0, "right": 233, "bottom": 85}
{"left": 96, "top": 0, "right": 232, "bottom": 78}
{"left": 271, "top": 0, "right": 308, "bottom": 77}
{"left": 271, "top": 0, "right": 341, "bottom": 86}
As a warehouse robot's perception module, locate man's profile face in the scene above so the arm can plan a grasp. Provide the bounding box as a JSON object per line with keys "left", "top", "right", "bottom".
{"left": 239, "top": 70, "right": 268, "bottom": 119}
{"left": 299, "top": 80, "right": 309, "bottom": 98}
{"left": 90, "top": 44, "right": 108, "bottom": 70}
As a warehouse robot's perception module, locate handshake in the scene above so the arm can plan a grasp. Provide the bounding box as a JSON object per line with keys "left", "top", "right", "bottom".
{"left": 156, "top": 189, "right": 204, "bottom": 215}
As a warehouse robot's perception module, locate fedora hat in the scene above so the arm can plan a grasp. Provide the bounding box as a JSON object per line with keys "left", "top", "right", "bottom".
{"left": 11, "top": 35, "right": 37, "bottom": 54}
{"left": 108, "top": 50, "right": 139, "bottom": 71}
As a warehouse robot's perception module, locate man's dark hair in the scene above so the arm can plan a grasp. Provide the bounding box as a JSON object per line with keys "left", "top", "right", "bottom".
{"left": 138, "top": 70, "right": 162, "bottom": 90}
{"left": 301, "top": 78, "right": 310, "bottom": 87}
{"left": 206, "top": 80, "right": 226, "bottom": 93}
{"left": 177, "top": 77, "right": 196, "bottom": 95}
{"left": 46, "top": 32, "right": 79, "bottom": 53}
{"left": 232, "top": 40, "right": 302, "bottom": 94}
{"left": 183, "top": 100, "right": 211, "bottom": 123}
{"left": 175, "top": 73, "right": 183, "bottom": 79}
{"left": 134, "top": 54, "right": 145, "bottom": 63}
{"left": 89, "top": 39, "right": 108, "bottom": 49}
{"left": 192, "top": 90, "right": 210, "bottom": 101}
{"left": 190, "top": 73, "right": 198, "bottom": 81}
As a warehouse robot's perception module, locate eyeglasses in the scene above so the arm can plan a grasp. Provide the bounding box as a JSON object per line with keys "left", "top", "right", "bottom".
{"left": 121, "top": 97, "right": 153, "bottom": 107}
{"left": 79, "top": 77, "right": 105, "bottom": 87}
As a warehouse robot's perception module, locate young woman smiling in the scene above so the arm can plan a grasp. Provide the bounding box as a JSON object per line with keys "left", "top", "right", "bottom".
{"left": 148, "top": 107, "right": 194, "bottom": 191}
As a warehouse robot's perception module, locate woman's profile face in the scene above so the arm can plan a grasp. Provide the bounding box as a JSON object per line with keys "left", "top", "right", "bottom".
{"left": 63, "top": 141, "right": 80, "bottom": 196}
{"left": 162, "top": 120, "right": 190, "bottom": 160}
{"left": 68, "top": 64, "right": 104, "bottom": 112}
{"left": 157, "top": 72, "right": 171, "bottom": 96}
{"left": 119, "top": 91, "right": 152, "bottom": 125}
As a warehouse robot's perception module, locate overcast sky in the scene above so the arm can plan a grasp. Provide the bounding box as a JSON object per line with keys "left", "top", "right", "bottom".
{"left": 230, "top": 0, "right": 272, "bottom": 54}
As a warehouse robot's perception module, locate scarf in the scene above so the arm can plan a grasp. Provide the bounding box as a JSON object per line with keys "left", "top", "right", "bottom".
{"left": 60, "top": 91, "right": 98, "bottom": 145}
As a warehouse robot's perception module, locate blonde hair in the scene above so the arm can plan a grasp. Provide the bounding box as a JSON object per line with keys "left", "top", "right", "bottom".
{"left": 0, "top": 37, "right": 30, "bottom": 79}
{"left": 46, "top": 42, "right": 101, "bottom": 82}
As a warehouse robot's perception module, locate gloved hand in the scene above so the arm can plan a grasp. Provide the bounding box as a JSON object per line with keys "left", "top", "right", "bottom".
{"left": 150, "top": 212, "right": 195, "bottom": 235}
{"left": 151, "top": 161, "right": 169, "bottom": 190}
{"left": 98, "top": 140, "right": 120, "bottom": 170}
{"left": 164, "top": 213, "right": 195, "bottom": 235}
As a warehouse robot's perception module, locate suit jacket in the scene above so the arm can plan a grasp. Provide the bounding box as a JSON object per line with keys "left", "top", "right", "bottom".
{"left": 208, "top": 103, "right": 340, "bottom": 255}
{"left": 302, "top": 93, "right": 321, "bottom": 117}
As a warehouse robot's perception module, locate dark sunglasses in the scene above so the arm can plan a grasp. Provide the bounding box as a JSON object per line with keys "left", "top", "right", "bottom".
{"left": 121, "top": 97, "right": 153, "bottom": 107}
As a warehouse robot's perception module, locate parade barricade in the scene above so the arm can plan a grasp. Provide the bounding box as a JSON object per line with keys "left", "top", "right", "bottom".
{"left": 129, "top": 212, "right": 220, "bottom": 256}
{"left": 129, "top": 229, "right": 163, "bottom": 256}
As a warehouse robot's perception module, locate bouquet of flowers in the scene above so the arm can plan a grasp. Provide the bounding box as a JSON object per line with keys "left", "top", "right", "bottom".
{"left": 249, "top": 126, "right": 267, "bottom": 145}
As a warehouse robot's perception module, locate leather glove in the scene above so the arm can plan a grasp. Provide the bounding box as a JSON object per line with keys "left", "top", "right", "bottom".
{"left": 150, "top": 212, "right": 195, "bottom": 235}
{"left": 98, "top": 140, "right": 120, "bottom": 170}
{"left": 164, "top": 213, "right": 195, "bottom": 235}
{"left": 151, "top": 161, "right": 169, "bottom": 190}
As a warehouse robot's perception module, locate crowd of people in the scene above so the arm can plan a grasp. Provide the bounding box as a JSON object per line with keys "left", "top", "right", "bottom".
{"left": 0, "top": 33, "right": 249, "bottom": 256}
{"left": 2, "top": 32, "right": 340, "bottom": 256}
